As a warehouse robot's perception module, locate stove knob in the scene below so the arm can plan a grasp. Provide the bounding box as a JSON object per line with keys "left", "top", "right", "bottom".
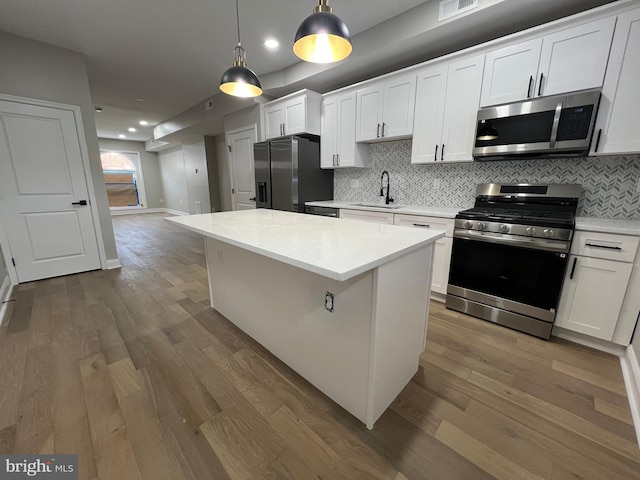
{"left": 477, "top": 222, "right": 487, "bottom": 230}
{"left": 463, "top": 221, "right": 473, "bottom": 229}
{"left": 526, "top": 227, "right": 536, "bottom": 236}
{"left": 499, "top": 224, "right": 510, "bottom": 233}
{"left": 543, "top": 228, "right": 554, "bottom": 238}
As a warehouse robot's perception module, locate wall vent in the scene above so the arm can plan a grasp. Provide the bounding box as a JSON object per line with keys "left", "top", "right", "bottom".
{"left": 205, "top": 99, "right": 214, "bottom": 111}
{"left": 439, "top": 0, "right": 478, "bottom": 22}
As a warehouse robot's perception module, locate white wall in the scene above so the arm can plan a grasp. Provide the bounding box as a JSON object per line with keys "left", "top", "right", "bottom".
{"left": 183, "top": 140, "right": 212, "bottom": 214}
{"left": 159, "top": 147, "right": 189, "bottom": 213}
{"left": 158, "top": 138, "right": 211, "bottom": 215}
{"left": 0, "top": 31, "right": 118, "bottom": 262}
{"left": 632, "top": 321, "right": 640, "bottom": 360}
{"left": 0, "top": 243, "right": 6, "bottom": 284}
{"left": 98, "top": 138, "right": 164, "bottom": 208}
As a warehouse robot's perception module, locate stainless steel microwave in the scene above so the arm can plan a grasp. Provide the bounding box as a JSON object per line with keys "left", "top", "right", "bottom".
{"left": 472, "top": 89, "right": 601, "bottom": 161}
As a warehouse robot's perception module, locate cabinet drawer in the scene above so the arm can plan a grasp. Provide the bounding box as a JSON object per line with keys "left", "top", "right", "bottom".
{"left": 571, "top": 231, "right": 639, "bottom": 262}
{"left": 339, "top": 209, "right": 394, "bottom": 224}
{"left": 393, "top": 214, "right": 454, "bottom": 237}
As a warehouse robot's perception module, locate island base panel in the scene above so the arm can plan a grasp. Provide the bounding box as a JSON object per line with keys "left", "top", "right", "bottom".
{"left": 204, "top": 237, "right": 433, "bottom": 428}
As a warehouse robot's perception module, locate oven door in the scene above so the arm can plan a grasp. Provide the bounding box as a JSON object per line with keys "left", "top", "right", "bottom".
{"left": 448, "top": 235, "right": 569, "bottom": 322}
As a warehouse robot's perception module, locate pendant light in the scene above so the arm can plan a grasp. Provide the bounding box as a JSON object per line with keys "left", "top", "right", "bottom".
{"left": 476, "top": 120, "right": 499, "bottom": 141}
{"left": 293, "top": 0, "right": 352, "bottom": 64}
{"left": 220, "top": 0, "right": 262, "bottom": 98}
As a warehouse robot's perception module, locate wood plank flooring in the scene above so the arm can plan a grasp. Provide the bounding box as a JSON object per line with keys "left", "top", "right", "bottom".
{"left": 0, "top": 212, "right": 638, "bottom": 479}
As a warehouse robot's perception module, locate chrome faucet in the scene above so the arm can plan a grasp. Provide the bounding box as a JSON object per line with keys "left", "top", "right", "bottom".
{"left": 380, "top": 170, "right": 394, "bottom": 205}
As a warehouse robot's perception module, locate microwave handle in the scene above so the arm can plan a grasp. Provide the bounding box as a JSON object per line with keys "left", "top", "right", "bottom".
{"left": 549, "top": 102, "right": 563, "bottom": 148}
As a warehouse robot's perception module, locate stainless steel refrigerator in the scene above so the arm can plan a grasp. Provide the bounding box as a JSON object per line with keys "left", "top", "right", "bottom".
{"left": 254, "top": 136, "right": 333, "bottom": 212}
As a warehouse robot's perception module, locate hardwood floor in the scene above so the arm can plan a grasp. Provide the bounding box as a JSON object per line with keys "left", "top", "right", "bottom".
{"left": 0, "top": 212, "right": 638, "bottom": 479}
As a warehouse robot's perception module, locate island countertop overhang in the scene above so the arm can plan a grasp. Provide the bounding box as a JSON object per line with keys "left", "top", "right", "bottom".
{"left": 166, "top": 209, "right": 444, "bottom": 281}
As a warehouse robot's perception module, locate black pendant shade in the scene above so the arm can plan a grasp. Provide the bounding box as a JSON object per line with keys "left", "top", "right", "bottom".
{"left": 294, "top": 1, "right": 352, "bottom": 63}
{"left": 220, "top": 0, "right": 262, "bottom": 98}
{"left": 220, "top": 44, "right": 262, "bottom": 97}
{"left": 477, "top": 120, "right": 499, "bottom": 141}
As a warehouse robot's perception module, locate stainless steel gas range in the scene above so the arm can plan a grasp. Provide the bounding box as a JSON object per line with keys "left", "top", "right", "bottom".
{"left": 446, "top": 183, "right": 581, "bottom": 340}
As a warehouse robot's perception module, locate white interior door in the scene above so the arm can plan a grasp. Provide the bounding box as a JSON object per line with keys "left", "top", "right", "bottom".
{"left": 0, "top": 100, "right": 101, "bottom": 282}
{"left": 227, "top": 125, "right": 257, "bottom": 211}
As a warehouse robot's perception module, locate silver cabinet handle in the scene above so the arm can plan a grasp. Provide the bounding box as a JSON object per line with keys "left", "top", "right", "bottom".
{"left": 585, "top": 243, "right": 622, "bottom": 251}
{"left": 376, "top": 123, "right": 380, "bottom": 138}
{"left": 283, "top": 122, "right": 286, "bottom": 135}
{"left": 412, "top": 223, "right": 430, "bottom": 228}
{"left": 527, "top": 75, "right": 534, "bottom": 98}
{"left": 336, "top": 154, "right": 340, "bottom": 166}
{"left": 382, "top": 122, "right": 386, "bottom": 137}
{"left": 332, "top": 154, "right": 336, "bottom": 167}
{"left": 434, "top": 145, "right": 438, "bottom": 162}
{"left": 441, "top": 144, "right": 445, "bottom": 161}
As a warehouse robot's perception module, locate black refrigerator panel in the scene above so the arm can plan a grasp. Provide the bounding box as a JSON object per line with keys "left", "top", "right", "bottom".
{"left": 271, "top": 137, "right": 296, "bottom": 212}
{"left": 254, "top": 141, "right": 271, "bottom": 209}
{"left": 253, "top": 136, "right": 332, "bottom": 214}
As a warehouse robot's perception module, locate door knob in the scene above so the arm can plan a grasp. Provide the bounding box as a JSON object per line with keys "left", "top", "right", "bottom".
{"left": 71, "top": 200, "right": 88, "bottom": 206}
{"left": 249, "top": 197, "right": 256, "bottom": 201}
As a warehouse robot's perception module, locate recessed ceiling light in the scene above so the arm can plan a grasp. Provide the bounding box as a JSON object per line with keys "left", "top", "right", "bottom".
{"left": 128, "top": 127, "right": 137, "bottom": 132}
{"left": 264, "top": 38, "right": 279, "bottom": 49}
{"left": 118, "top": 134, "right": 126, "bottom": 139}
{"left": 139, "top": 120, "right": 149, "bottom": 126}
{"left": 94, "top": 106, "right": 103, "bottom": 112}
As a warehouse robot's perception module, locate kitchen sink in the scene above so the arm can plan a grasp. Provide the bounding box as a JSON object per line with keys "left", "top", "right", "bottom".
{"left": 353, "top": 202, "right": 402, "bottom": 209}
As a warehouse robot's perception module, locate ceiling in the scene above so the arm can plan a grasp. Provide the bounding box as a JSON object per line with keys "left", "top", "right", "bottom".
{"left": 0, "top": 0, "right": 617, "bottom": 143}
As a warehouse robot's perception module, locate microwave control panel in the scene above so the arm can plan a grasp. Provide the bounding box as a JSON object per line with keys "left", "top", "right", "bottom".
{"left": 556, "top": 105, "right": 594, "bottom": 141}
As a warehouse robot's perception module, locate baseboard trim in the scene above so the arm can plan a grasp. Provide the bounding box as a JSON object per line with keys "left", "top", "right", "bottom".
{"left": 0, "top": 276, "right": 15, "bottom": 328}
{"left": 552, "top": 328, "right": 626, "bottom": 356}
{"left": 163, "top": 209, "right": 189, "bottom": 216}
{"left": 621, "top": 346, "right": 640, "bottom": 449}
{"left": 105, "top": 259, "right": 122, "bottom": 270}
{"left": 110, "top": 207, "right": 167, "bottom": 216}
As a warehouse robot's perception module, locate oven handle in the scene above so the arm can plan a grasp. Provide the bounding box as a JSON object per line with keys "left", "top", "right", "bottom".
{"left": 453, "top": 229, "right": 570, "bottom": 253}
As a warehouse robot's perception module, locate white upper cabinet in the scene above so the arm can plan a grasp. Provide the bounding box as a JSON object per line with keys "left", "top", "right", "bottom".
{"left": 480, "top": 17, "right": 616, "bottom": 107}
{"left": 263, "top": 90, "right": 322, "bottom": 140}
{"left": 412, "top": 54, "right": 484, "bottom": 164}
{"left": 321, "top": 92, "right": 367, "bottom": 168}
{"left": 590, "top": 8, "right": 640, "bottom": 155}
{"left": 355, "top": 73, "right": 416, "bottom": 142}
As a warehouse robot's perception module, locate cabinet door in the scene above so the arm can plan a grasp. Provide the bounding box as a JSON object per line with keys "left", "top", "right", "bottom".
{"left": 480, "top": 38, "right": 542, "bottom": 106}
{"left": 393, "top": 214, "right": 453, "bottom": 295}
{"left": 337, "top": 93, "right": 361, "bottom": 167}
{"left": 264, "top": 105, "right": 285, "bottom": 139}
{"left": 538, "top": 17, "right": 615, "bottom": 97}
{"left": 556, "top": 256, "right": 633, "bottom": 340}
{"left": 339, "top": 209, "right": 394, "bottom": 224}
{"left": 321, "top": 97, "right": 338, "bottom": 168}
{"left": 355, "top": 85, "right": 383, "bottom": 142}
{"left": 283, "top": 97, "right": 306, "bottom": 135}
{"left": 382, "top": 74, "right": 416, "bottom": 139}
{"left": 441, "top": 54, "right": 484, "bottom": 163}
{"left": 411, "top": 65, "right": 447, "bottom": 164}
{"left": 591, "top": 9, "right": 640, "bottom": 155}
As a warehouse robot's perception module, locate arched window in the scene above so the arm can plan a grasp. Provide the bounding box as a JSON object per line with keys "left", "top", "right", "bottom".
{"left": 101, "top": 151, "right": 144, "bottom": 208}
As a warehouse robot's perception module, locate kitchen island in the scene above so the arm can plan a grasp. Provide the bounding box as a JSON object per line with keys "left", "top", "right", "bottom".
{"left": 166, "top": 209, "right": 443, "bottom": 429}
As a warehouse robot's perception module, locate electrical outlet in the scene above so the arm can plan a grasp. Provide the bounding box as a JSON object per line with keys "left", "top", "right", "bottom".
{"left": 350, "top": 179, "right": 360, "bottom": 189}
{"left": 433, "top": 178, "right": 441, "bottom": 190}
{"left": 324, "top": 292, "right": 334, "bottom": 312}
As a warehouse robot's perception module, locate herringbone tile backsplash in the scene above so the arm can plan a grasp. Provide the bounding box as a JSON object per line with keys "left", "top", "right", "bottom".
{"left": 334, "top": 140, "right": 640, "bottom": 219}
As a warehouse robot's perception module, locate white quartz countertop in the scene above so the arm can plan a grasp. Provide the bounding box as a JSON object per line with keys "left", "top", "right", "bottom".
{"left": 576, "top": 217, "right": 640, "bottom": 236}
{"left": 305, "top": 200, "right": 462, "bottom": 219}
{"left": 166, "top": 209, "right": 444, "bottom": 281}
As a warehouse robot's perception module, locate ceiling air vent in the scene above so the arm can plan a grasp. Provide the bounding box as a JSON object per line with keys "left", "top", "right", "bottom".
{"left": 439, "top": 0, "right": 478, "bottom": 22}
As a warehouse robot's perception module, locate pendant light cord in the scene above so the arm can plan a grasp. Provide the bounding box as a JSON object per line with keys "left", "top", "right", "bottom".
{"left": 235, "top": 0, "right": 241, "bottom": 45}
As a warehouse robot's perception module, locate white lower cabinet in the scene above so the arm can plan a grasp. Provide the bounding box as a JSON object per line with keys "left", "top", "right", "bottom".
{"left": 339, "top": 210, "right": 454, "bottom": 294}
{"left": 393, "top": 214, "right": 453, "bottom": 295}
{"left": 339, "top": 209, "right": 394, "bottom": 224}
{"left": 555, "top": 230, "right": 640, "bottom": 343}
